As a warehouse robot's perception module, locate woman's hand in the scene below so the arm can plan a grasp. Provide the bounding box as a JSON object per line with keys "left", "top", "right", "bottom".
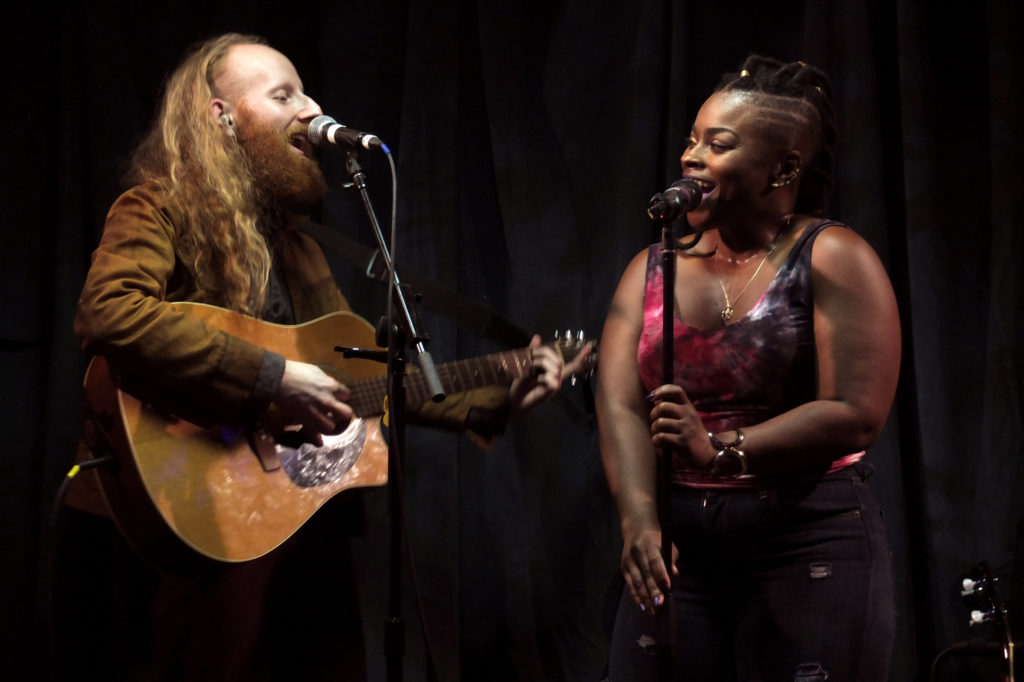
{"left": 621, "top": 525, "right": 678, "bottom": 613}
{"left": 648, "top": 384, "right": 716, "bottom": 469}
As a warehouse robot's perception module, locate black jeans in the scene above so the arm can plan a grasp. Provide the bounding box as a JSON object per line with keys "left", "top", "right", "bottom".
{"left": 608, "top": 464, "right": 895, "bottom": 682}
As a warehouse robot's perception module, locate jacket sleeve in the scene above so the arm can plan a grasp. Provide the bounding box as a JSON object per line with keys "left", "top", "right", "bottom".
{"left": 74, "top": 185, "right": 280, "bottom": 425}
{"left": 408, "top": 384, "right": 512, "bottom": 448}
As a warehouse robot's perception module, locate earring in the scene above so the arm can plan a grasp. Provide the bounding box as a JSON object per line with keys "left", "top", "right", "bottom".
{"left": 219, "top": 114, "right": 235, "bottom": 139}
{"left": 770, "top": 168, "right": 799, "bottom": 189}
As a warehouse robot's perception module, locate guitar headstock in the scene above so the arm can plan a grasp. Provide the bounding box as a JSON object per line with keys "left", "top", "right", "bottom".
{"left": 553, "top": 330, "right": 598, "bottom": 384}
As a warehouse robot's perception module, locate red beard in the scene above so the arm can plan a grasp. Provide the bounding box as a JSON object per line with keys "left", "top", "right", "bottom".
{"left": 234, "top": 107, "right": 328, "bottom": 214}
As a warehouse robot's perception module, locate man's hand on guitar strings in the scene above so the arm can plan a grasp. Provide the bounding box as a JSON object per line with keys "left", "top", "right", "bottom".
{"left": 276, "top": 360, "right": 353, "bottom": 441}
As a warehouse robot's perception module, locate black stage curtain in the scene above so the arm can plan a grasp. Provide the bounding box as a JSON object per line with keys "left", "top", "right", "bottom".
{"left": 4, "top": 1, "right": 1022, "bottom": 680}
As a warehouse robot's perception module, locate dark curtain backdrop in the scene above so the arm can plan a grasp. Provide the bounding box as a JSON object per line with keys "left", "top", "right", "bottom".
{"left": 4, "top": 1, "right": 1022, "bottom": 680}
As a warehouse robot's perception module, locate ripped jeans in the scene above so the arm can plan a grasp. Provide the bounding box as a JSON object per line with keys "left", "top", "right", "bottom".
{"left": 608, "top": 463, "right": 895, "bottom": 682}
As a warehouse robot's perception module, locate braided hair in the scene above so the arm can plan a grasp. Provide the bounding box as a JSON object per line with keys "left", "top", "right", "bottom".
{"left": 715, "top": 55, "right": 836, "bottom": 216}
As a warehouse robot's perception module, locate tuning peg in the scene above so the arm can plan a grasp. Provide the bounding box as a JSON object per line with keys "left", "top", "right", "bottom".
{"left": 970, "top": 609, "right": 996, "bottom": 626}
{"left": 961, "top": 573, "right": 999, "bottom": 598}
{"left": 552, "top": 329, "right": 595, "bottom": 385}
{"left": 553, "top": 330, "right": 589, "bottom": 343}
{"left": 555, "top": 330, "right": 583, "bottom": 346}
{"left": 571, "top": 331, "right": 586, "bottom": 385}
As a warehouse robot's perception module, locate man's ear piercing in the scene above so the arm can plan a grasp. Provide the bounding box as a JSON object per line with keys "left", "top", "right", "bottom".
{"left": 219, "top": 114, "right": 235, "bottom": 139}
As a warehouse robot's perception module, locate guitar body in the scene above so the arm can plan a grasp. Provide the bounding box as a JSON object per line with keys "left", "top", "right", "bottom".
{"left": 84, "top": 303, "right": 389, "bottom": 571}
{"left": 83, "top": 302, "right": 593, "bottom": 572}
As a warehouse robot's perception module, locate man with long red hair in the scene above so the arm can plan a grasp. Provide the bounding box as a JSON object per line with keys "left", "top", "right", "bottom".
{"left": 64, "top": 33, "right": 577, "bottom": 681}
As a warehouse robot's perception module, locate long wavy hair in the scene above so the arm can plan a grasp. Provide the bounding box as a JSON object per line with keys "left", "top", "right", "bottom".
{"left": 129, "top": 33, "right": 272, "bottom": 315}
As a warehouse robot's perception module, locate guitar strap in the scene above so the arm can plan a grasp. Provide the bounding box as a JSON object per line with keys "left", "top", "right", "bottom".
{"left": 301, "top": 220, "right": 531, "bottom": 348}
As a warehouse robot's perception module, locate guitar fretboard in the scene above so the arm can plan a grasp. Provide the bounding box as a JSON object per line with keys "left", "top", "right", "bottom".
{"left": 347, "top": 347, "right": 536, "bottom": 417}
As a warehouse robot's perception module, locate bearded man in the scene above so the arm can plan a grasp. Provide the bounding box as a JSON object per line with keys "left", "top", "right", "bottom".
{"left": 64, "top": 33, "right": 576, "bottom": 681}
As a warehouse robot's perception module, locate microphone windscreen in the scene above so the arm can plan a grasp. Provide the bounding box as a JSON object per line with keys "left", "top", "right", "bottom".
{"left": 307, "top": 115, "right": 337, "bottom": 146}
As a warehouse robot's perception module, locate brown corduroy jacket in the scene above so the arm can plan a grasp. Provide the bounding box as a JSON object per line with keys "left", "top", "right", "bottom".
{"left": 69, "top": 183, "right": 509, "bottom": 515}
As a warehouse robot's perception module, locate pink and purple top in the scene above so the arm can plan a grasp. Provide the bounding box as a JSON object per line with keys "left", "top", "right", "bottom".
{"left": 637, "top": 219, "right": 863, "bottom": 487}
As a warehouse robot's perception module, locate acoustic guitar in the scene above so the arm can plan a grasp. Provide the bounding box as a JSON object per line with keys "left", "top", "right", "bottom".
{"left": 82, "top": 302, "right": 592, "bottom": 572}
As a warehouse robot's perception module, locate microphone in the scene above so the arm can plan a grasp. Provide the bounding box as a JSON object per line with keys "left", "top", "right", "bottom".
{"left": 308, "top": 115, "right": 389, "bottom": 153}
{"left": 647, "top": 178, "right": 704, "bottom": 222}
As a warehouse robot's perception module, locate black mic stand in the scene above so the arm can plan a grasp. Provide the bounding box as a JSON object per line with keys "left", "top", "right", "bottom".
{"left": 342, "top": 149, "right": 445, "bottom": 682}
{"left": 647, "top": 205, "right": 701, "bottom": 682}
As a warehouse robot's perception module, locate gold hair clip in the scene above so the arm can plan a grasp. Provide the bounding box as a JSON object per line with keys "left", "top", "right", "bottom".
{"left": 740, "top": 69, "right": 750, "bottom": 77}
{"left": 814, "top": 85, "right": 823, "bottom": 93}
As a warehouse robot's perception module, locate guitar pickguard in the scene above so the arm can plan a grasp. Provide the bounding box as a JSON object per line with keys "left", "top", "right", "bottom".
{"left": 277, "top": 418, "right": 368, "bottom": 488}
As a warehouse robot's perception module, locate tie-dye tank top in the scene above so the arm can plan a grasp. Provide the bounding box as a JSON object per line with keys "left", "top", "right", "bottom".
{"left": 638, "top": 219, "right": 862, "bottom": 486}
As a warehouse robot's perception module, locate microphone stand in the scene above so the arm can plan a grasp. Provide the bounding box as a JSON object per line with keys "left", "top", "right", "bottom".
{"left": 648, "top": 208, "right": 701, "bottom": 682}
{"left": 343, "top": 149, "right": 445, "bottom": 682}
{"left": 654, "top": 213, "right": 678, "bottom": 681}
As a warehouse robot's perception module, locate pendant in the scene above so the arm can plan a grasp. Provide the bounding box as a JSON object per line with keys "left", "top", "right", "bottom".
{"left": 721, "top": 306, "right": 734, "bottom": 322}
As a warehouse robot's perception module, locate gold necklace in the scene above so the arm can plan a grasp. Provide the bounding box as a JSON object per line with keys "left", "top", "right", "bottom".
{"left": 714, "top": 215, "right": 792, "bottom": 323}
{"left": 716, "top": 247, "right": 773, "bottom": 322}
{"left": 717, "top": 248, "right": 763, "bottom": 265}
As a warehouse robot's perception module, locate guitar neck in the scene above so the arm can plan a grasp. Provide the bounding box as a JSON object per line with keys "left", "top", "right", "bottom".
{"left": 346, "top": 347, "right": 534, "bottom": 417}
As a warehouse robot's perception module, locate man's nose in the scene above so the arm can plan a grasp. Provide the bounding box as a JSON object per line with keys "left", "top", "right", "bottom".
{"left": 298, "top": 95, "right": 323, "bottom": 121}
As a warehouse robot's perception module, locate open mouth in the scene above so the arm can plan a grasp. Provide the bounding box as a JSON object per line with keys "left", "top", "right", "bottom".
{"left": 288, "top": 132, "right": 310, "bottom": 156}
{"left": 686, "top": 177, "right": 715, "bottom": 193}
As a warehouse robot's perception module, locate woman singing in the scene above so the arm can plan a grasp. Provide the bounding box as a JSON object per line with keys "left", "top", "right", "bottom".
{"left": 597, "top": 55, "right": 900, "bottom": 681}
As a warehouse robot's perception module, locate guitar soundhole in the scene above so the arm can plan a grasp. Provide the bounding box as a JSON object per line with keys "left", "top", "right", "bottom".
{"left": 277, "top": 418, "right": 367, "bottom": 488}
